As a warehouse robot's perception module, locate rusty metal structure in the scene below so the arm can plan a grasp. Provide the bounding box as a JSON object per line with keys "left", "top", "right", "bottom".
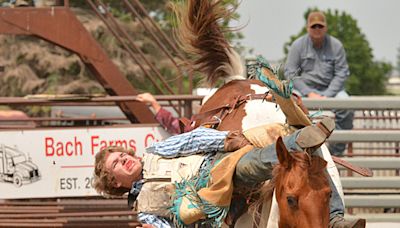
{"left": 0, "top": 2, "right": 197, "bottom": 227}
{"left": 0, "top": 94, "right": 203, "bottom": 128}
{"left": 0, "top": 0, "right": 191, "bottom": 123}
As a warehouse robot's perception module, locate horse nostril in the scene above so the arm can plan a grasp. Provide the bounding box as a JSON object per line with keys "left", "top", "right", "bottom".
{"left": 287, "top": 196, "right": 298, "bottom": 208}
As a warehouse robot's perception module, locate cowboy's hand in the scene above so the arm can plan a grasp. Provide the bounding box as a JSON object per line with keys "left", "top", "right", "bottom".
{"left": 307, "top": 92, "right": 326, "bottom": 99}
{"left": 137, "top": 93, "right": 161, "bottom": 112}
{"left": 136, "top": 93, "right": 156, "bottom": 104}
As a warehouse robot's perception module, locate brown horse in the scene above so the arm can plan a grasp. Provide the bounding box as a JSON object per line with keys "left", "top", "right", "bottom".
{"left": 274, "top": 137, "right": 331, "bottom": 228}
{"left": 171, "top": 0, "right": 338, "bottom": 227}
{"left": 195, "top": 78, "right": 332, "bottom": 228}
{"left": 233, "top": 136, "right": 332, "bottom": 228}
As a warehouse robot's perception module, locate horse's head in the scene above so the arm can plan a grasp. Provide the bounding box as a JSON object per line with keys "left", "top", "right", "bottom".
{"left": 274, "top": 137, "right": 331, "bottom": 228}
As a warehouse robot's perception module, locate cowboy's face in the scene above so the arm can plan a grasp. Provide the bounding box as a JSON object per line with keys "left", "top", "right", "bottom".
{"left": 105, "top": 152, "right": 143, "bottom": 189}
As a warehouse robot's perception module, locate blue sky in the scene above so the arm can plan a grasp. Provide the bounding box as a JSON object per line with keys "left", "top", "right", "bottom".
{"left": 234, "top": 0, "right": 399, "bottom": 65}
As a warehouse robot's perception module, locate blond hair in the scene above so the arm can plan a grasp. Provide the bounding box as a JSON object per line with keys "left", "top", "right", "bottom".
{"left": 93, "top": 146, "right": 135, "bottom": 197}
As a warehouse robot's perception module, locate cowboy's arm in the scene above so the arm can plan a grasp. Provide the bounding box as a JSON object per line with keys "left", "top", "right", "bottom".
{"left": 155, "top": 108, "right": 182, "bottom": 135}
{"left": 137, "top": 93, "right": 182, "bottom": 135}
{"left": 137, "top": 212, "right": 173, "bottom": 228}
{"left": 146, "top": 127, "right": 228, "bottom": 158}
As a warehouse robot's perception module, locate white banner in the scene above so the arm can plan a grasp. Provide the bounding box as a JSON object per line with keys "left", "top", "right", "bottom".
{"left": 0, "top": 125, "right": 169, "bottom": 199}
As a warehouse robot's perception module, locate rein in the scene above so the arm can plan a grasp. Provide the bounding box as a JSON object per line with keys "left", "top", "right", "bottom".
{"left": 331, "top": 156, "right": 373, "bottom": 177}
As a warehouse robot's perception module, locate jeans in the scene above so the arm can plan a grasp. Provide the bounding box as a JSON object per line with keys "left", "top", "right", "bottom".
{"left": 233, "top": 130, "right": 344, "bottom": 220}
{"left": 329, "top": 90, "right": 354, "bottom": 156}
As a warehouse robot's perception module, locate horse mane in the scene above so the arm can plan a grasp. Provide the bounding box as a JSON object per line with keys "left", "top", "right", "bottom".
{"left": 247, "top": 171, "right": 276, "bottom": 227}
{"left": 170, "top": 0, "right": 245, "bottom": 86}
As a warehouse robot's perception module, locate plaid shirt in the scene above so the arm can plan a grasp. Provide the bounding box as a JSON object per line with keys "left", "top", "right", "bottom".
{"left": 155, "top": 108, "right": 181, "bottom": 135}
{"left": 146, "top": 127, "right": 227, "bottom": 158}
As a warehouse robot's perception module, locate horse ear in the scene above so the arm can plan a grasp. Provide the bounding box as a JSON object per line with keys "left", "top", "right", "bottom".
{"left": 309, "top": 156, "right": 328, "bottom": 174}
{"left": 276, "top": 136, "right": 292, "bottom": 169}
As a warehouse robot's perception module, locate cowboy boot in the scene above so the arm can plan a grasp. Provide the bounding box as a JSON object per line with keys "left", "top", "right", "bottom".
{"left": 295, "top": 116, "right": 335, "bottom": 153}
{"left": 329, "top": 215, "right": 366, "bottom": 228}
{"left": 224, "top": 130, "right": 251, "bottom": 151}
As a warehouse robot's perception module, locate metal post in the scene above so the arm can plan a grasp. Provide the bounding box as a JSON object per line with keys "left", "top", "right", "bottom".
{"left": 347, "top": 142, "right": 354, "bottom": 178}
{"left": 184, "top": 100, "right": 192, "bottom": 118}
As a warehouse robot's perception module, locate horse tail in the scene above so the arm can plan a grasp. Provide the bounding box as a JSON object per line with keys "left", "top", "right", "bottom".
{"left": 170, "top": 0, "right": 245, "bottom": 86}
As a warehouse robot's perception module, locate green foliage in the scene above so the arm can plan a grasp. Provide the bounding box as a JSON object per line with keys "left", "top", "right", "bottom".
{"left": 397, "top": 44, "right": 400, "bottom": 73}
{"left": 283, "top": 8, "right": 392, "bottom": 95}
{"left": 70, "top": 0, "right": 168, "bottom": 22}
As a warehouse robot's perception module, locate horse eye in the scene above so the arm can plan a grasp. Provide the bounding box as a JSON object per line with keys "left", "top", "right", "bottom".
{"left": 286, "top": 196, "right": 298, "bottom": 208}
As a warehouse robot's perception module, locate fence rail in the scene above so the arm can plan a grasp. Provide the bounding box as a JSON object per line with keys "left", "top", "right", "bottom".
{"left": 341, "top": 177, "right": 400, "bottom": 189}
{"left": 1, "top": 95, "right": 400, "bottom": 223}
{"left": 303, "top": 96, "right": 400, "bottom": 110}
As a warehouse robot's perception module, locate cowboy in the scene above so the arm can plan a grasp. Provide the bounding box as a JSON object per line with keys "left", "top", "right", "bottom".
{"left": 93, "top": 117, "right": 365, "bottom": 228}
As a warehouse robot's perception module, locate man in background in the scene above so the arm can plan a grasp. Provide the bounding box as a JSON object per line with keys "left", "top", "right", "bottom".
{"left": 284, "top": 11, "right": 354, "bottom": 156}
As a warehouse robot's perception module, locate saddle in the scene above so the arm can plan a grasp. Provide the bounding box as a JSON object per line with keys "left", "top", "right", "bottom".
{"left": 193, "top": 92, "right": 275, "bottom": 129}
{"left": 179, "top": 85, "right": 310, "bottom": 131}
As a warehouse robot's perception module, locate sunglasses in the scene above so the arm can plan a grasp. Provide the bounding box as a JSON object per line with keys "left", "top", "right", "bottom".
{"left": 311, "top": 24, "right": 325, "bottom": 29}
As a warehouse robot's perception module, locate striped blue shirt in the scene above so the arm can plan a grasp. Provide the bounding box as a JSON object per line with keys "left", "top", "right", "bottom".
{"left": 146, "top": 127, "right": 228, "bottom": 158}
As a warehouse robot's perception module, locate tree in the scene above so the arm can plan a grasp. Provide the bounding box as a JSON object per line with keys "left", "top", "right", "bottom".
{"left": 396, "top": 44, "right": 400, "bottom": 73}
{"left": 283, "top": 9, "right": 392, "bottom": 95}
